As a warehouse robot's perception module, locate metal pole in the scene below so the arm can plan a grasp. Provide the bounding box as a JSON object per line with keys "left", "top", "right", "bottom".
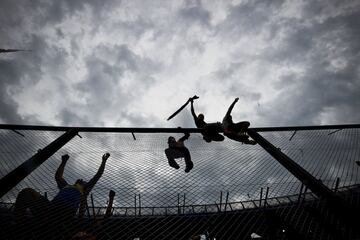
{"left": 225, "top": 191, "right": 229, "bottom": 212}
{"left": 1, "top": 123, "right": 359, "bottom": 133}
{"left": 248, "top": 129, "right": 342, "bottom": 200}
{"left": 334, "top": 178, "right": 340, "bottom": 192}
{"left": 247, "top": 129, "right": 358, "bottom": 222}
{"left": 219, "top": 191, "right": 223, "bottom": 212}
{"left": 0, "top": 128, "right": 78, "bottom": 198}
{"left": 259, "top": 187, "right": 263, "bottom": 207}
{"left": 298, "top": 183, "right": 304, "bottom": 203}
{"left": 90, "top": 193, "right": 96, "bottom": 218}
{"left": 134, "top": 194, "right": 137, "bottom": 216}
{"left": 139, "top": 194, "right": 141, "bottom": 216}
{"left": 183, "top": 193, "right": 186, "bottom": 214}
{"left": 265, "top": 187, "right": 269, "bottom": 207}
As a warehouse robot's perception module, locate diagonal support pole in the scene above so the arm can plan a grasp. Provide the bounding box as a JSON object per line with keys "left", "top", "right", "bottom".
{"left": 248, "top": 129, "right": 335, "bottom": 200}
{"left": 0, "top": 128, "right": 78, "bottom": 198}
{"left": 247, "top": 129, "right": 359, "bottom": 226}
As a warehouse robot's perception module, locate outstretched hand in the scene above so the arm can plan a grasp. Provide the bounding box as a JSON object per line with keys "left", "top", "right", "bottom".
{"left": 61, "top": 154, "right": 69, "bottom": 163}
{"left": 235, "top": 97, "right": 239, "bottom": 102}
{"left": 189, "top": 95, "right": 199, "bottom": 102}
{"left": 102, "top": 153, "right": 110, "bottom": 161}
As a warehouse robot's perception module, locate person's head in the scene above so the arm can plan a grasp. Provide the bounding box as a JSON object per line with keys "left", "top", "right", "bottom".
{"left": 75, "top": 179, "right": 87, "bottom": 187}
{"left": 197, "top": 113, "right": 204, "bottom": 121}
{"left": 168, "top": 136, "right": 176, "bottom": 144}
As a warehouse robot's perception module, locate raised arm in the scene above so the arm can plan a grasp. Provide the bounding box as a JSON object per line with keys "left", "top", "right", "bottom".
{"left": 190, "top": 99, "right": 197, "bottom": 121}
{"left": 225, "top": 98, "right": 239, "bottom": 118}
{"left": 84, "top": 153, "right": 110, "bottom": 194}
{"left": 55, "top": 154, "right": 69, "bottom": 189}
{"left": 178, "top": 132, "right": 190, "bottom": 143}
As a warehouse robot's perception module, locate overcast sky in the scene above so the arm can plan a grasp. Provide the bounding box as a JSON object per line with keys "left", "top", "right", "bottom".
{"left": 0, "top": 0, "right": 359, "bottom": 128}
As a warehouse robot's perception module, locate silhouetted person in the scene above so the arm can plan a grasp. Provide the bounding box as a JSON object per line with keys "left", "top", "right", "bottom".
{"left": 165, "top": 133, "right": 193, "bottom": 173}
{"left": 14, "top": 153, "right": 111, "bottom": 226}
{"left": 71, "top": 190, "right": 116, "bottom": 240}
{"left": 222, "top": 98, "right": 256, "bottom": 145}
{"left": 190, "top": 98, "right": 224, "bottom": 142}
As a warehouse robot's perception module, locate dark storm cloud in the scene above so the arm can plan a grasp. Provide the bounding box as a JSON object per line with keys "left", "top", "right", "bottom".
{"left": 57, "top": 108, "right": 91, "bottom": 126}
{"left": 0, "top": 35, "right": 49, "bottom": 124}
{"left": 178, "top": 0, "right": 212, "bottom": 27}
{"left": 66, "top": 44, "right": 161, "bottom": 126}
{"left": 257, "top": 2, "right": 360, "bottom": 125}
{"left": 216, "top": 0, "right": 284, "bottom": 37}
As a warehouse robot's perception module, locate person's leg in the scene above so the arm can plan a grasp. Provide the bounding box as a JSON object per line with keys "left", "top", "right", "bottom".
{"left": 232, "top": 121, "right": 250, "bottom": 132}
{"left": 211, "top": 133, "right": 225, "bottom": 141}
{"left": 243, "top": 138, "right": 257, "bottom": 145}
{"left": 183, "top": 148, "right": 193, "bottom": 173}
{"left": 204, "top": 123, "right": 225, "bottom": 142}
{"left": 165, "top": 148, "right": 180, "bottom": 169}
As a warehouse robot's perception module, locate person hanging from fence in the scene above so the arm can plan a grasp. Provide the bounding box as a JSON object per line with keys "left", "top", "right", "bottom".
{"left": 222, "top": 97, "right": 256, "bottom": 145}
{"left": 190, "top": 98, "right": 225, "bottom": 143}
{"left": 165, "top": 132, "right": 193, "bottom": 173}
{"left": 13, "top": 153, "right": 111, "bottom": 226}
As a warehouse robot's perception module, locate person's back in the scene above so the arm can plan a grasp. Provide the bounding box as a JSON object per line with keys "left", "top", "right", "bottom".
{"left": 165, "top": 133, "right": 193, "bottom": 172}
{"left": 190, "top": 99, "right": 224, "bottom": 142}
{"left": 52, "top": 182, "right": 85, "bottom": 219}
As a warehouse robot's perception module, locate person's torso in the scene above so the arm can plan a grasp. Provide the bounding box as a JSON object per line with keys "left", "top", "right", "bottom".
{"left": 53, "top": 184, "right": 84, "bottom": 209}
{"left": 195, "top": 119, "right": 206, "bottom": 128}
{"left": 169, "top": 141, "right": 184, "bottom": 148}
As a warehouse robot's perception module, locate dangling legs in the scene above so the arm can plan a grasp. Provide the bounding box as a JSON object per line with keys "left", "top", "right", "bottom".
{"left": 231, "top": 121, "right": 250, "bottom": 133}
{"left": 165, "top": 148, "right": 180, "bottom": 169}
{"left": 183, "top": 148, "right": 193, "bottom": 173}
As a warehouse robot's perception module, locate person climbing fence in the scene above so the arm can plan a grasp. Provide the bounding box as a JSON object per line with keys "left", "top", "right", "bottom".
{"left": 165, "top": 132, "right": 193, "bottom": 173}
{"left": 189, "top": 97, "right": 225, "bottom": 143}
{"left": 13, "top": 153, "right": 111, "bottom": 228}
{"left": 222, "top": 98, "right": 256, "bottom": 145}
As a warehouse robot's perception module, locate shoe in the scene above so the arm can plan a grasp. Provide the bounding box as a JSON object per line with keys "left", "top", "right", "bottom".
{"left": 246, "top": 140, "right": 257, "bottom": 145}
{"left": 168, "top": 159, "right": 180, "bottom": 169}
{"left": 185, "top": 161, "right": 194, "bottom": 173}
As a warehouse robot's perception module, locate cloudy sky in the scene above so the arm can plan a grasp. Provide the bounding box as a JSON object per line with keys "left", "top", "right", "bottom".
{"left": 0, "top": 0, "right": 359, "bottom": 128}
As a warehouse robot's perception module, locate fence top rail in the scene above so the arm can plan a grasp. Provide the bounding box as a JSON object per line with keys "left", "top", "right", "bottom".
{"left": 0, "top": 124, "right": 359, "bottom": 133}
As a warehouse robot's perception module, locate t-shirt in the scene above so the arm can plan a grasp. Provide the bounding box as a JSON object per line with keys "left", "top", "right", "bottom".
{"left": 52, "top": 184, "right": 84, "bottom": 210}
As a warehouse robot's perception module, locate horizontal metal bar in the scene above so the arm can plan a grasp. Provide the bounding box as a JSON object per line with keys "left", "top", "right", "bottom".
{"left": 0, "top": 124, "right": 359, "bottom": 133}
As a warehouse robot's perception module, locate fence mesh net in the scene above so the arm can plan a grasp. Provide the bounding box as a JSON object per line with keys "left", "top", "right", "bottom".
{"left": 0, "top": 127, "right": 359, "bottom": 239}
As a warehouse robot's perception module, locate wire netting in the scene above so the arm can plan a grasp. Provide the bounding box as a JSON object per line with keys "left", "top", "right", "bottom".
{"left": 0, "top": 127, "right": 359, "bottom": 239}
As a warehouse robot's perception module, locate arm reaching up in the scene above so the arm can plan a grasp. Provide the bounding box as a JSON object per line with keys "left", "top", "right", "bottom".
{"left": 55, "top": 154, "right": 69, "bottom": 189}
{"left": 85, "top": 153, "right": 110, "bottom": 194}
{"left": 225, "top": 98, "right": 239, "bottom": 119}
{"left": 190, "top": 99, "right": 197, "bottom": 121}
{"left": 178, "top": 132, "right": 190, "bottom": 143}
